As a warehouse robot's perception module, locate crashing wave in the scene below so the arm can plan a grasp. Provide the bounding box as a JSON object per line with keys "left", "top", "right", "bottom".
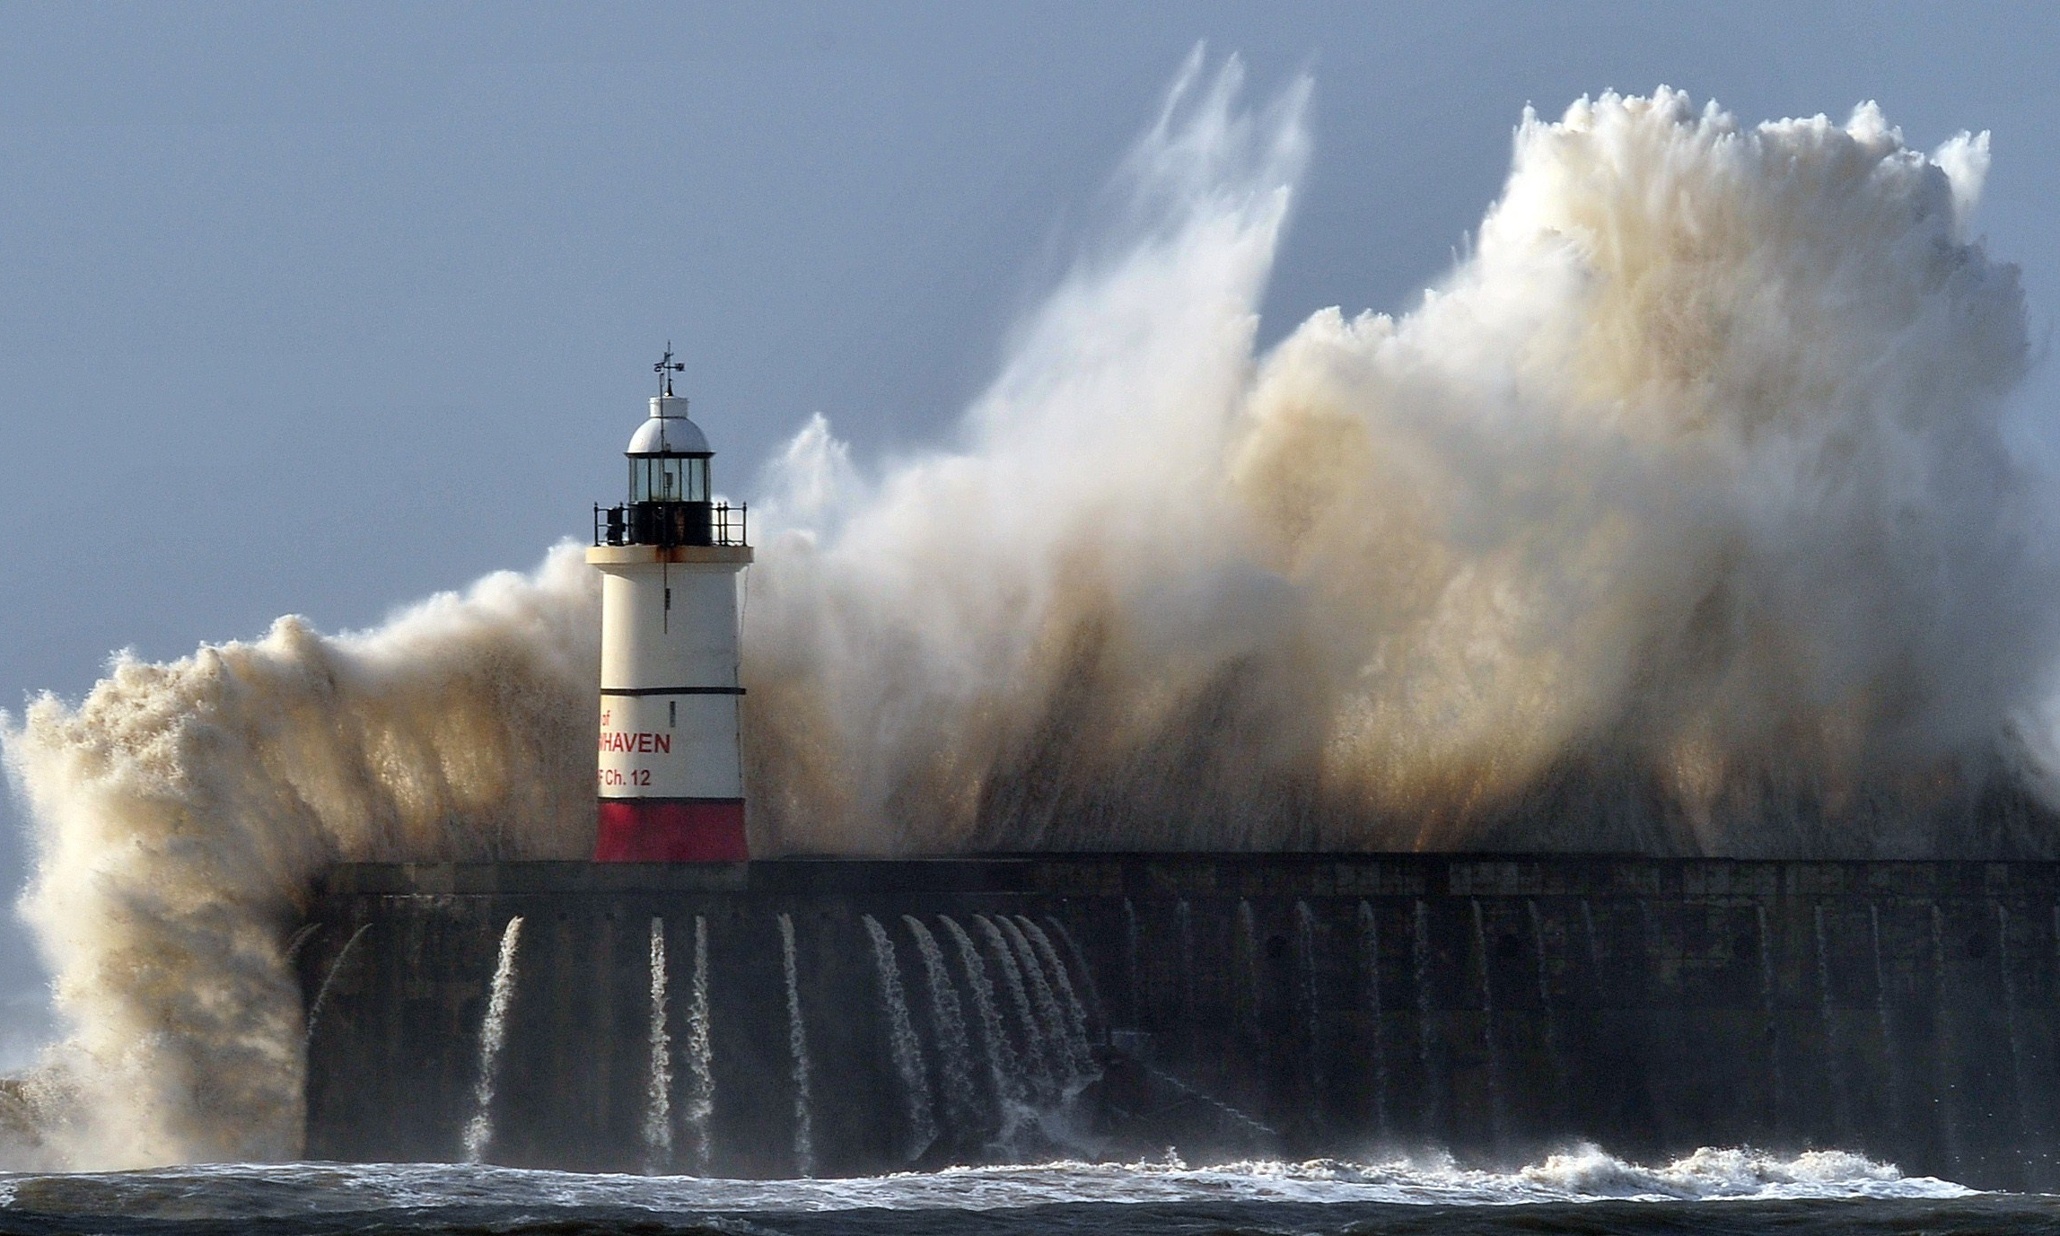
{"left": 4, "top": 55, "right": 2056, "bottom": 1169}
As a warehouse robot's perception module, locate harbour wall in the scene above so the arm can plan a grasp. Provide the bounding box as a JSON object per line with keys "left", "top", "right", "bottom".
{"left": 299, "top": 856, "right": 2060, "bottom": 1187}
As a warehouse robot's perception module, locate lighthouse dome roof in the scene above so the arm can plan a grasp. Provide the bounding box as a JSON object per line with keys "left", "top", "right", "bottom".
{"left": 627, "top": 395, "right": 710, "bottom": 456}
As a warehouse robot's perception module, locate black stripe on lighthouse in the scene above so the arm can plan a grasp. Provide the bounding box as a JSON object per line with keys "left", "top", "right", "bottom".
{"left": 599, "top": 686, "right": 747, "bottom": 696}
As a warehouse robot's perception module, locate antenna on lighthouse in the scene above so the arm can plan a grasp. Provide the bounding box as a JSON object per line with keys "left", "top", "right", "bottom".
{"left": 655, "top": 343, "right": 686, "bottom": 398}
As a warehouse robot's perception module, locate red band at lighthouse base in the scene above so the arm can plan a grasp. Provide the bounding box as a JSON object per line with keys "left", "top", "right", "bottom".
{"left": 594, "top": 798, "right": 748, "bottom": 862}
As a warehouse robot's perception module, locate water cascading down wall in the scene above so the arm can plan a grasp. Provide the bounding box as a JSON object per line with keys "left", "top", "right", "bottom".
{"left": 299, "top": 855, "right": 2060, "bottom": 1188}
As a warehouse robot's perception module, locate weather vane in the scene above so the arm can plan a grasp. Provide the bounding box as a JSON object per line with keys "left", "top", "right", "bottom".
{"left": 654, "top": 343, "right": 685, "bottom": 398}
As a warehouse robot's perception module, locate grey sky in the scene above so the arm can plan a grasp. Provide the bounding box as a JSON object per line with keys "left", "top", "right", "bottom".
{"left": 1, "top": 2, "right": 2057, "bottom": 1025}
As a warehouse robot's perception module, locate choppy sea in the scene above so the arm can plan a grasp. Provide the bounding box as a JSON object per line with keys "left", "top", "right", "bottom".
{"left": 0, "top": 1147, "right": 2051, "bottom": 1236}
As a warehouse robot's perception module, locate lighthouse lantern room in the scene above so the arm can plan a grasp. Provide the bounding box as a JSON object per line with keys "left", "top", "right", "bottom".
{"left": 589, "top": 348, "right": 751, "bottom": 862}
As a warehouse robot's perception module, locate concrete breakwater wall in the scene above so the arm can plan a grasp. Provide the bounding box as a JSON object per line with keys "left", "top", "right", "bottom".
{"left": 300, "top": 856, "right": 2060, "bottom": 1187}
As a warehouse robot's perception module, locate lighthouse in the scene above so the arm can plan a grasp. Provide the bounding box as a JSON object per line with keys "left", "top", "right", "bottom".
{"left": 589, "top": 348, "right": 751, "bottom": 862}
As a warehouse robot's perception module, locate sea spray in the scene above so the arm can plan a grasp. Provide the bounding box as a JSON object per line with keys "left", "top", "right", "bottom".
{"left": 905, "top": 915, "right": 979, "bottom": 1131}
{"left": 461, "top": 915, "right": 525, "bottom": 1164}
{"left": 777, "top": 913, "right": 814, "bottom": 1177}
{"left": 3, "top": 551, "right": 596, "bottom": 1166}
{"left": 643, "top": 918, "right": 672, "bottom": 1174}
{"left": 746, "top": 71, "right": 2050, "bottom": 864}
{"left": 682, "top": 916, "right": 715, "bottom": 1173}
{"left": 863, "top": 914, "right": 937, "bottom": 1158}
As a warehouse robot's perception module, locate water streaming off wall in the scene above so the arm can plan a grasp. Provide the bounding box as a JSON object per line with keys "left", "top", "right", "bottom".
{"left": 460, "top": 916, "right": 524, "bottom": 1165}
{"left": 977, "top": 915, "right": 1053, "bottom": 1105}
{"left": 1813, "top": 904, "right": 1852, "bottom": 1145}
{"left": 1525, "top": 899, "right": 1564, "bottom": 1130}
{"left": 1000, "top": 917, "right": 1077, "bottom": 1091}
{"left": 300, "top": 856, "right": 2060, "bottom": 1190}
{"left": 1995, "top": 902, "right": 2033, "bottom": 1157}
{"left": 1294, "top": 901, "right": 1321, "bottom": 1114}
{"left": 303, "top": 923, "right": 369, "bottom": 1051}
{"left": 777, "top": 913, "right": 814, "bottom": 1178}
{"left": 941, "top": 915, "right": 1024, "bottom": 1119}
{"left": 643, "top": 918, "right": 672, "bottom": 1174}
{"left": 905, "top": 915, "right": 979, "bottom": 1133}
{"left": 1413, "top": 899, "right": 1439, "bottom": 1141}
{"left": 1755, "top": 902, "right": 1783, "bottom": 1135}
{"left": 681, "top": 915, "right": 715, "bottom": 1174}
{"left": 864, "top": 914, "right": 937, "bottom": 1159}
{"left": 1357, "top": 900, "right": 1388, "bottom": 1138}
{"left": 1236, "top": 901, "right": 1260, "bottom": 1050}
{"left": 1178, "top": 899, "right": 1197, "bottom": 1067}
{"left": 1470, "top": 900, "right": 1509, "bottom": 1152}
{"left": 1869, "top": 902, "right": 1903, "bottom": 1139}
{"left": 1027, "top": 918, "right": 1096, "bottom": 1079}
{"left": 1929, "top": 902, "right": 1964, "bottom": 1174}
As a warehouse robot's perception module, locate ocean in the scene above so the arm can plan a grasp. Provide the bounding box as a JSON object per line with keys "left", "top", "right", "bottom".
{"left": 0, "top": 1150, "right": 2052, "bottom": 1236}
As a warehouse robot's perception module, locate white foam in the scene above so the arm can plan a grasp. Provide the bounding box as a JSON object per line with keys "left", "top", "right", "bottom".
{"left": 0, "top": 1147, "right": 1972, "bottom": 1219}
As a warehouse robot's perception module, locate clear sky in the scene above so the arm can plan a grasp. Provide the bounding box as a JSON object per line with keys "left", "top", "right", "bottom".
{"left": 1, "top": 1, "right": 2057, "bottom": 1039}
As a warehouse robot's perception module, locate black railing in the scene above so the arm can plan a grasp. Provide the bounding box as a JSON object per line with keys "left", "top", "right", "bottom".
{"left": 594, "top": 500, "right": 748, "bottom": 548}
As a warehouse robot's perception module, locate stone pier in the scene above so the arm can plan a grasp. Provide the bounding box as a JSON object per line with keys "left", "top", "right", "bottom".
{"left": 300, "top": 855, "right": 2060, "bottom": 1188}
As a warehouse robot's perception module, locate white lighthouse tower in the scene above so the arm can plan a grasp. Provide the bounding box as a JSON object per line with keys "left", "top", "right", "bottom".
{"left": 589, "top": 348, "right": 751, "bottom": 862}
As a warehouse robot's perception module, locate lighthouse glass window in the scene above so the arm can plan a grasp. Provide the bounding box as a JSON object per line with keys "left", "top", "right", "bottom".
{"left": 631, "top": 456, "right": 710, "bottom": 503}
